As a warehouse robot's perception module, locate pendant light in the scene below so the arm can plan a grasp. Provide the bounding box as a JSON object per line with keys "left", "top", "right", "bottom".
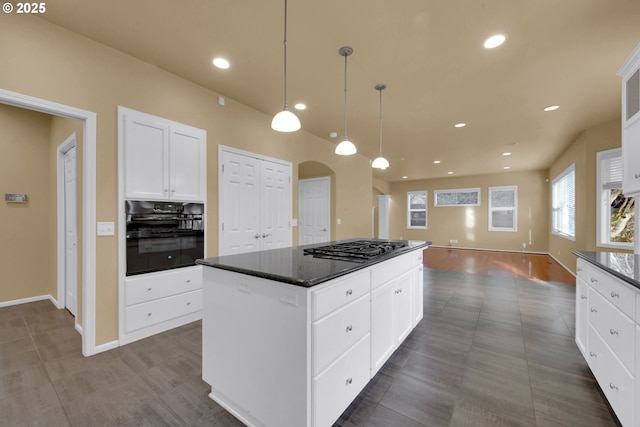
{"left": 335, "top": 46, "right": 357, "bottom": 155}
{"left": 371, "top": 84, "right": 390, "bottom": 169}
{"left": 271, "top": 0, "right": 301, "bottom": 132}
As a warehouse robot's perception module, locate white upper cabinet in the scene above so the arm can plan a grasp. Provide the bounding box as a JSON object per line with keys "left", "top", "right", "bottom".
{"left": 121, "top": 107, "right": 206, "bottom": 202}
{"left": 618, "top": 43, "right": 640, "bottom": 196}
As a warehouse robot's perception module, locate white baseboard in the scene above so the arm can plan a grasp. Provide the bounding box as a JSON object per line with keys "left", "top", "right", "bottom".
{"left": 0, "top": 294, "right": 56, "bottom": 308}
{"left": 547, "top": 252, "right": 577, "bottom": 277}
{"left": 429, "top": 245, "right": 548, "bottom": 255}
{"left": 95, "top": 340, "right": 119, "bottom": 354}
{"left": 75, "top": 323, "right": 84, "bottom": 335}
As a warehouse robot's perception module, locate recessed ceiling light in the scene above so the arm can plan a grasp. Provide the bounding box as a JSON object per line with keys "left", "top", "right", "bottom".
{"left": 433, "top": 160, "right": 441, "bottom": 164}
{"left": 502, "top": 152, "right": 511, "bottom": 156}
{"left": 447, "top": 171, "right": 453, "bottom": 175}
{"left": 484, "top": 34, "right": 506, "bottom": 49}
{"left": 294, "top": 103, "right": 307, "bottom": 110}
{"left": 402, "top": 176, "right": 408, "bottom": 179}
{"left": 212, "top": 57, "right": 230, "bottom": 69}
{"left": 454, "top": 123, "right": 466, "bottom": 128}
{"left": 503, "top": 166, "right": 511, "bottom": 170}
{"left": 329, "top": 132, "right": 337, "bottom": 138}
{"left": 543, "top": 105, "right": 559, "bottom": 112}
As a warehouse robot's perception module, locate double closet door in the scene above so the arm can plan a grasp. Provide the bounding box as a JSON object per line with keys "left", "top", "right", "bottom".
{"left": 219, "top": 147, "right": 292, "bottom": 255}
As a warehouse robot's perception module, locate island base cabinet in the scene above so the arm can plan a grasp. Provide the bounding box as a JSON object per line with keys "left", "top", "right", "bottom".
{"left": 575, "top": 277, "right": 588, "bottom": 357}
{"left": 313, "top": 334, "right": 370, "bottom": 427}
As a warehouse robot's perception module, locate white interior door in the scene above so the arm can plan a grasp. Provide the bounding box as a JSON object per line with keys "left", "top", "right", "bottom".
{"left": 378, "top": 195, "right": 390, "bottom": 239}
{"left": 221, "top": 150, "right": 261, "bottom": 254}
{"left": 261, "top": 160, "right": 292, "bottom": 250}
{"left": 298, "top": 177, "right": 330, "bottom": 245}
{"left": 63, "top": 146, "right": 78, "bottom": 317}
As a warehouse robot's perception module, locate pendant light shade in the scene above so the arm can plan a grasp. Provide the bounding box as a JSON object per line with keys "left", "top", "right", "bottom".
{"left": 336, "top": 46, "right": 356, "bottom": 155}
{"left": 271, "top": 0, "right": 301, "bottom": 132}
{"left": 372, "top": 83, "right": 389, "bottom": 169}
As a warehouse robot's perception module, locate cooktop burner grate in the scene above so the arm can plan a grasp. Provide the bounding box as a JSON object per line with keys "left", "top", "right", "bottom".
{"left": 303, "top": 240, "right": 407, "bottom": 262}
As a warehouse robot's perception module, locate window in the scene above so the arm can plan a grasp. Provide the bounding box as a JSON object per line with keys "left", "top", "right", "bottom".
{"left": 552, "top": 164, "right": 576, "bottom": 241}
{"left": 407, "top": 191, "right": 427, "bottom": 229}
{"left": 488, "top": 186, "right": 517, "bottom": 231}
{"left": 434, "top": 188, "right": 481, "bottom": 207}
{"left": 597, "top": 148, "right": 634, "bottom": 248}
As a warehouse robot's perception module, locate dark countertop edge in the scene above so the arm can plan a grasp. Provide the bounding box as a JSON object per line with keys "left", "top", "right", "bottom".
{"left": 573, "top": 250, "right": 640, "bottom": 290}
{"left": 198, "top": 241, "right": 430, "bottom": 288}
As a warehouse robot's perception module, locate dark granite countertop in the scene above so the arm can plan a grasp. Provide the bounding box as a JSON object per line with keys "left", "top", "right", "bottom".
{"left": 573, "top": 250, "right": 640, "bottom": 290}
{"left": 197, "top": 239, "right": 430, "bottom": 287}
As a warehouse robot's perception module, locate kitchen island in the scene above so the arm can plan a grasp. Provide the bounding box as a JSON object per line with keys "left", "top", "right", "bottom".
{"left": 197, "top": 239, "right": 429, "bottom": 427}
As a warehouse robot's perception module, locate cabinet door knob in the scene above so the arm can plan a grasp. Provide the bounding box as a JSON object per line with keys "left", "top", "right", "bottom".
{"left": 590, "top": 278, "right": 598, "bottom": 283}
{"left": 345, "top": 378, "right": 353, "bottom": 385}
{"left": 581, "top": 295, "right": 587, "bottom": 300}
{"left": 147, "top": 287, "right": 152, "bottom": 291}
{"left": 186, "top": 302, "right": 191, "bottom": 306}
{"left": 609, "top": 328, "right": 619, "bottom": 335}
{"left": 346, "top": 325, "right": 353, "bottom": 332}
{"left": 577, "top": 267, "right": 582, "bottom": 272}
{"left": 167, "top": 255, "right": 172, "bottom": 260}
{"left": 610, "top": 291, "right": 619, "bottom": 298}
{"left": 147, "top": 312, "right": 152, "bottom": 317}
{"left": 609, "top": 383, "right": 618, "bottom": 391}
{"left": 635, "top": 173, "right": 640, "bottom": 179}
{"left": 346, "top": 289, "right": 353, "bottom": 296}
{"left": 589, "top": 352, "right": 597, "bottom": 358}
{"left": 186, "top": 279, "right": 191, "bottom": 284}
{"left": 164, "top": 189, "right": 169, "bottom": 193}
{"left": 590, "top": 308, "right": 597, "bottom": 313}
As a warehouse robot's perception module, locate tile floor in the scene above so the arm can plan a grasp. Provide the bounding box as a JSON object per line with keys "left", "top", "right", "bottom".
{"left": 0, "top": 269, "right": 618, "bottom": 426}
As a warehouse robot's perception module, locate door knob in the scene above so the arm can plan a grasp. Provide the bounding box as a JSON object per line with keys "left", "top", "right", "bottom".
{"left": 254, "top": 234, "right": 260, "bottom": 239}
{"left": 321, "top": 228, "right": 327, "bottom": 232}
{"left": 262, "top": 233, "right": 272, "bottom": 238}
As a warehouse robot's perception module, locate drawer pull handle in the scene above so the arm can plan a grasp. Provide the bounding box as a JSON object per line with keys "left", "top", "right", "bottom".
{"left": 610, "top": 291, "right": 619, "bottom": 298}
{"left": 346, "top": 325, "right": 353, "bottom": 332}
{"left": 346, "top": 378, "right": 353, "bottom": 385}
{"left": 186, "top": 279, "right": 191, "bottom": 284}
{"left": 147, "top": 313, "right": 152, "bottom": 317}
{"left": 577, "top": 267, "right": 582, "bottom": 272}
{"left": 147, "top": 287, "right": 152, "bottom": 291}
{"left": 581, "top": 295, "right": 587, "bottom": 300}
{"left": 635, "top": 173, "right": 640, "bottom": 179}
{"left": 609, "top": 328, "right": 618, "bottom": 335}
{"left": 346, "top": 289, "right": 353, "bottom": 296}
{"left": 609, "top": 383, "right": 618, "bottom": 391}
{"left": 590, "top": 278, "right": 597, "bottom": 283}
{"left": 589, "top": 352, "right": 597, "bottom": 358}
{"left": 590, "top": 308, "right": 597, "bottom": 313}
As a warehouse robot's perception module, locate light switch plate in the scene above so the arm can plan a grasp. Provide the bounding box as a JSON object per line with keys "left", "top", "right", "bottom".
{"left": 291, "top": 218, "right": 297, "bottom": 226}
{"left": 97, "top": 222, "right": 115, "bottom": 236}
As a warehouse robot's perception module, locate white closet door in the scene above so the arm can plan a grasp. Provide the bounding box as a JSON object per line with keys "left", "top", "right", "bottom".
{"left": 221, "top": 151, "right": 261, "bottom": 254}
{"left": 298, "top": 177, "right": 330, "bottom": 245}
{"left": 261, "top": 160, "right": 292, "bottom": 250}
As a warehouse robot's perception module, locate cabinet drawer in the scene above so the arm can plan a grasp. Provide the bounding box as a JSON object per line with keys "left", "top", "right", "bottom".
{"left": 126, "top": 266, "right": 202, "bottom": 306}
{"left": 576, "top": 258, "right": 588, "bottom": 282}
{"left": 589, "top": 290, "right": 635, "bottom": 373}
{"left": 125, "top": 289, "right": 202, "bottom": 333}
{"left": 312, "top": 294, "right": 370, "bottom": 376}
{"left": 371, "top": 252, "right": 414, "bottom": 290}
{"left": 636, "top": 292, "right": 640, "bottom": 324}
{"left": 587, "top": 326, "right": 634, "bottom": 427}
{"left": 589, "top": 267, "right": 636, "bottom": 318}
{"left": 313, "top": 334, "right": 370, "bottom": 427}
{"left": 312, "top": 271, "right": 369, "bottom": 321}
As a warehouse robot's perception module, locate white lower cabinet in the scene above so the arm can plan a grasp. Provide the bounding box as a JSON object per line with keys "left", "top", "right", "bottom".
{"left": 576, "top": 257, "right": 638, "bottom": 427}
{"left": 120, "top": 266, "right": 203, "bottom": 344}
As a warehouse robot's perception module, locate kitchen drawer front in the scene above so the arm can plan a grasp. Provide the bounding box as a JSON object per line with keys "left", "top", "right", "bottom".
{"left": 589, "top": 267, "right": 635, "bottom": 318}
{"left": 410, "top": 249, "right": 423, "bottom": 267}
{"left": 312, "top": 271, "right": 369, "bottom": 321}
{"left": 576, "top": 258, "right": 589, "bottom": 282}
{"left": 126, "top": 266, "right": 202, "bottom": 306}
{"left": 371, "top": 252, "right": 414, "bottom": 290}
{"left": 313, "top": 334, "right": 370, "bottom": 427}
{"left": 636, "top": 292, "right": 640, "bottom": 323}
{"left": 587, "top": 325, "right": 634, "bottom": 427}
{"left": 312, "top": 294, "right": 370, "bottom": 376}
{"left": 589, "top": 290, "right": 635, "bottom": 373}
{"left": 125, "top": 289, "right": 202, "bottom": 333}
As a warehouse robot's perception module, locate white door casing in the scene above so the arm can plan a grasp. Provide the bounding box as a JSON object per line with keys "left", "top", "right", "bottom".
{"left": 63, "top": 145, "right": 78, "bottom": 317}
{"left": 219, "top": 146, "right": 292, "bottom": 256}
{"left": 378, "top": 195, "right": 390, "bottom": 239}
{"left": 298, "top": 177, "right": 330, "bottom": 245}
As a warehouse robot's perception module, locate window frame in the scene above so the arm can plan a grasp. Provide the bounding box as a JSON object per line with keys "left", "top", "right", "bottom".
{"left": 551, "top": 163, "right": 576, "bottom": 241}
{"left": 596, "top": 148, "right": 634, "bottom": 250}
{"left": 434, "top": 188, "right": 481, "bottom": 207}
{"left": 407, "top": 190, "right": 427, "bottom": 229}
{"left": 488, "top": 185, "right": 518, "bottom": 232}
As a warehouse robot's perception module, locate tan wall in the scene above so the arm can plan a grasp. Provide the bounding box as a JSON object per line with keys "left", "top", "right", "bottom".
{"left": 0, "top": 18, "right": 372, "bottom": 345}
{"left": 388, "top": 170, "right": 550, "bottom": 252}
{"left": 548, "top": 119, "right": 625, "bottom": 272}
{"left": 0, "top": 104, "right": 54, "bottom": 301}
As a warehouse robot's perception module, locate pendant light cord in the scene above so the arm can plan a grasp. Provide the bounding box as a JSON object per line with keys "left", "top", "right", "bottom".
{"left": 343, "top": 52, "right": 348, "bottom": 138}
{"left": 378, "top": 88, "right": 383, "bottom": 155}
{"left": 282, "top": 0, "right": 288, "bottom": 108}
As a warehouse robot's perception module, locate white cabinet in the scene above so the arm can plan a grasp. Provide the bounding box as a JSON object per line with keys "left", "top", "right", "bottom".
{"left": 120, "top": 265, "right": 203, "bottom": 345}
{"left": 576, "top": 258, "right": 639, "bottom": 427}
{"left": 617, "top": 43, "right": 640, "bottom": 196}
{"left": 120, "top": 107, "right": 206, "bottom": 202}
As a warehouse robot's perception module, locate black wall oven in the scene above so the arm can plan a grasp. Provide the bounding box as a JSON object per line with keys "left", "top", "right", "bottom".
{"left": 125, "top": 200, "right": 204, "bottom": 276}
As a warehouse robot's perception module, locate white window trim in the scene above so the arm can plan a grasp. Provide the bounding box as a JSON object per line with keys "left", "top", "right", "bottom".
{"left": 407, "top": 190, "right": 427, "bottom": 229}
{"left": 434, "top": 187, "right": 481, "bottom": 207}
{"left": 596, "top": 148, "right": 634, "bottom": 250}
{"left": 488, "top": 185, "right": 517, "bottom": 232}
{"left": 552, "top": 163, "right": 576, "bottom": 242}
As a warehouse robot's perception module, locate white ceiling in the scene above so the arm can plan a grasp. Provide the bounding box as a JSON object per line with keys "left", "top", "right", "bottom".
{"left": 41, "top": 0, "right": 640, "bottom": 182}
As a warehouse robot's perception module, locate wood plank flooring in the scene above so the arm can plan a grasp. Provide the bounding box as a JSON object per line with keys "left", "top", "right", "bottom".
{"left": 0, "top": 250, "right": 617, "bottom": 426}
